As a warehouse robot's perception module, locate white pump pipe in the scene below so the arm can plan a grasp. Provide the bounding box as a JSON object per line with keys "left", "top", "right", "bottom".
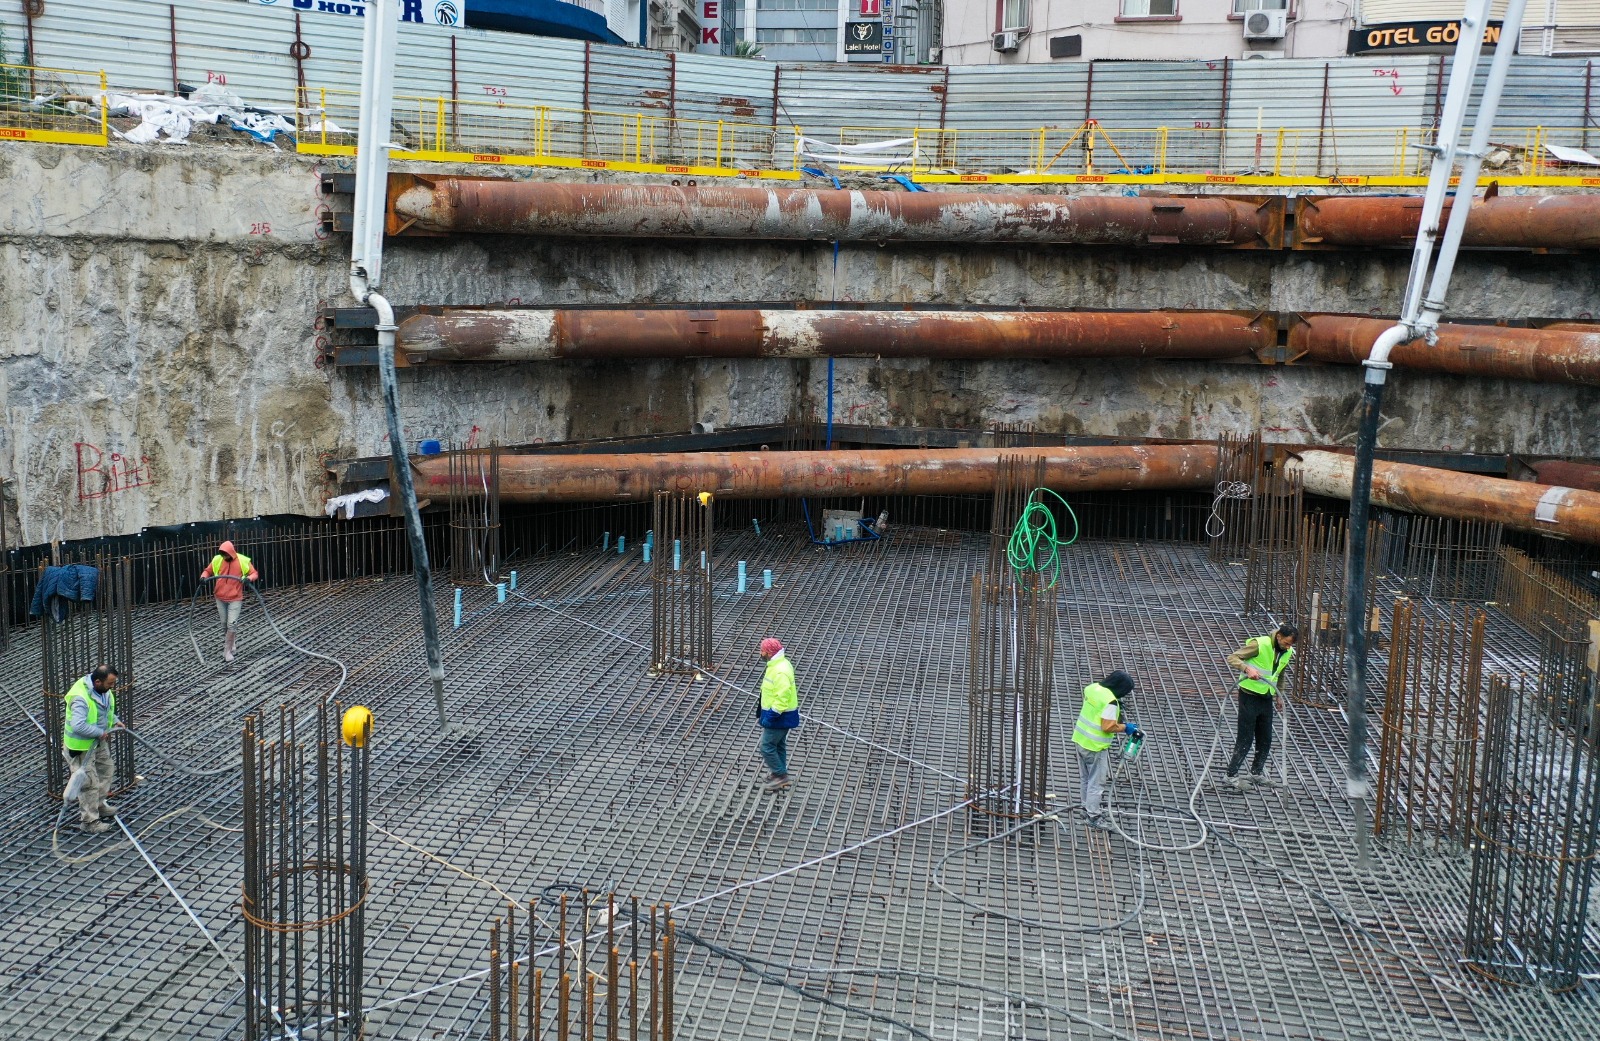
{"left": 1363, "top": 0, "right": 1530, "bottom": 387}
{"left": 1343, "top": 0, "right": 1528, "bottom": 870}
{"left": 350, "top": 0, "right": 450, "bottom": 730}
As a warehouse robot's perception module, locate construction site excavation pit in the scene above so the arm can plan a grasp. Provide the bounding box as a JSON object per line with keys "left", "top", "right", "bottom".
{"left": 4, "top": 500, "right": 1599, "bottom": 1041}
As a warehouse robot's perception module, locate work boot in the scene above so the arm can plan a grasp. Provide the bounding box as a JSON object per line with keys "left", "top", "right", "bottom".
{"left": 764, "top": 773, "right": 792, "bottom": 792}
{"left": 1085, "top": 814, "right": 1113, "bottom": 832}
{"left": 1250, "top": 773, "right": 1284, "bottom": 789}
{"left": 1221, "top": 774, "right": 1252, "bottom": 793}
{"left": 80, "top": 819, "right": 111, "bottom": 835}
{"left": 98, "top": 801, "right": 120, "bottom": 817}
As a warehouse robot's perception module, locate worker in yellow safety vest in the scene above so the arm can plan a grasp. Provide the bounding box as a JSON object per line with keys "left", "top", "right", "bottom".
{"left": 1222, "top": 624, "right": 1297, "bottom": 791}
{"left": 1071, "top": 670, "right": 1138, "bottom": 831}
{"left": 62, "top": 664, "right": 122, "bottom": 834}
{"left": 756, "top": 637, "right": 801, "bottom": 793}
{"left": 201, "top": 540, "right": 259, "bottom": 663}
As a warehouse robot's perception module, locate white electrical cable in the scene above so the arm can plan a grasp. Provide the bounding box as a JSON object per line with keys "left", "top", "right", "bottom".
{"left": 1205, "top": 480, "right": 1253, "bottom": 540}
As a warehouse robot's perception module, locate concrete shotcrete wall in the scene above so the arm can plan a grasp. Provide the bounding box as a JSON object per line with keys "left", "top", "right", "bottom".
{"left": 3, "top": 142, "right": 1599, "bottom": 546}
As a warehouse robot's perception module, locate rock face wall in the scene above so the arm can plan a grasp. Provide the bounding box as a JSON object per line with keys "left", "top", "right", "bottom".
{"left": 3, "top": 142, "right": 1598, "bottom": 545}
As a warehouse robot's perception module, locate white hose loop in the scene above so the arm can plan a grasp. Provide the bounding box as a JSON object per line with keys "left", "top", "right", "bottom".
{"left": 1206, "top": 480, "right": 1254, "bottom": 540}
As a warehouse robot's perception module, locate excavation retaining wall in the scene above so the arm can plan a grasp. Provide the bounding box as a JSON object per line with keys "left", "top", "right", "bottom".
{"left": 3, "top": 141, "right": 1598, "bottom": 544}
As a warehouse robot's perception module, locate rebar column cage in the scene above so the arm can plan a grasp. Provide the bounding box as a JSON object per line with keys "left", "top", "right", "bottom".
{"left": 1208, "top": 430, "right": 1264, "bottom": 563}
{"left": 1495, "top": 545, "right": 1600, "bottom": 731}
{"left": 40, "top": 554, "right": 135, "bottom": 798}
{"left": 241, "top": 704, "right": 370, "bottom": 1041}
{"left": 1291, "top": 514, "right": 1379, "bottom": 709}
{"left": 1243, "top": 462, "right": 1303, "bottom": 617}
{"left": 968, "top": 455, "right": 1057, "bottom": 820}
{"left": 1374, "top": 598, "right": 1485, "bottom": 847}
{"left": 483, "top": 896, "right": 676, "bottom": 1041}
{"left": 447, "top": 444, "right": 502, "bottom": 583}
{"left": 1388, "top": 513, "right": 1504, "bottom": 601}
{"left": 1464, "top": 674, "right": 1600, "bottom": 990}
{"left": 650, "top": 491, "right": 713, "bottom": 675}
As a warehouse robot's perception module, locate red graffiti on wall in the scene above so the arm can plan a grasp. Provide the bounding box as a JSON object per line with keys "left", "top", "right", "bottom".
{"left": 76, "top": 442, "right": 154, "bottom": 501}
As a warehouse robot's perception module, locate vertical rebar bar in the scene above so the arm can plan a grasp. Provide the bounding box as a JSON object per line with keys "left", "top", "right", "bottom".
{"left": 1465, "top": 673, "right": 1600, "bottom": 988}
{"left": 651, "top": 492, "right": 713, "bottom": 674}
{"left": 968, "top": 455, "right": 1056, "bottom": 823}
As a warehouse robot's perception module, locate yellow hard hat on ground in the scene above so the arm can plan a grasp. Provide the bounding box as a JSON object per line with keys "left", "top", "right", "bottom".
{"left": 341, "top": 705, "right": 374, "bottom": 748}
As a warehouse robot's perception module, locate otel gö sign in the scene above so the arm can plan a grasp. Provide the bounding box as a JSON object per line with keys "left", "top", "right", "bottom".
{"left": 1348, "top": 19, "right": 1503, "bottom": 54}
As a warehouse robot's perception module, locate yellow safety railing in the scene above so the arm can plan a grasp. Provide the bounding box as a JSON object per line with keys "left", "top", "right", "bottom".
{"left": 296, "top": 87, "right": 803, "bottom": 180}
{"left": 0, "top": 64, "right": 109, "bottom": 146}
{"left": 830, "top": 122, "right": 1598, "bottom": 187}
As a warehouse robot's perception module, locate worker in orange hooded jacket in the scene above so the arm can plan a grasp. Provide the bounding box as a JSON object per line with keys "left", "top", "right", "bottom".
{"left": 201, "top": 540, "right": 259, "bottom": 662}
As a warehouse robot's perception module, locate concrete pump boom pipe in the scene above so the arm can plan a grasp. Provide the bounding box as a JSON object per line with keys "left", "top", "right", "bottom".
{"left": 413, "top": 445, "right": 1220, "bottom": 503}
{"left": 386, "top": 176, "right": 1280, "bottom": 247}
{"left": 1289, "top": 450, "right": 1600, "bottom": 545}
{"left": 1296, "top": 194, "right": 1600, "bottom": 250}
{"left": 1289, "top": 314, "right": 1600, "bottom": 386}
{"left": 394, "top": 309, "right": 1273, "bottom": 363}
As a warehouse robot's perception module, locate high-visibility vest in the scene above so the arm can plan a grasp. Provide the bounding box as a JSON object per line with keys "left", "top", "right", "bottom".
{"left": 1072, "top": 682, "right": 1119, "bottom": 753}
{"left": 63, "top": 675, "right": 115, "bottom": 752}
{"left": 209, "top": 553, "right": 254, "bottom": 593}
{"left": 1240, "top": 635, "right": 1293, "bottom": 697}
{"left": 759, "top": 653, "right": 800, "bottom": 728}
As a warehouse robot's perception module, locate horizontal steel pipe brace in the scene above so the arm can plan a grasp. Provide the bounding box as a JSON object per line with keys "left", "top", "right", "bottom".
{"left": 386, "top": 176, "right": 1281, "bottom": 247}
{"left": 394, "top": 308, "right": 1273, "bottom": 363}
{"left": 1295, "top": 194, "right": 1600, "bottom": 250}
{"left": 1289, "top": 450, "right": 1600, "bottom": 545}
{"left": 413, "top": 446, "right": 1219, "bottom": 503}
{"left": 1287, "top": 314, "right": 1600, "bottom": 386}
{"left": 1527, "top": 459, "right": 1600, "bottom": 493}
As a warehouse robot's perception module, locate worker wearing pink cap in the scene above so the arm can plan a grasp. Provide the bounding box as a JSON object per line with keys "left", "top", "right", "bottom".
{"left": 201, "top": 540, "right": 259, "bottom": 663}
{"left": 757, "top": 637, "right": 801, "bottom": 792}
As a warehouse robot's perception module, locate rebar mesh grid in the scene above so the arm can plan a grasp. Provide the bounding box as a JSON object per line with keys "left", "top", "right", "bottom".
{"left": 1374, "top": 598, "right": 1486, "bottom": 848}
{"left": 40, "top": 554, "right": 136, "bottom": 798}
{"left": 450, "top": 446, "right": 503, "bottom": 584}
{"left": 1465, "top": 674, "right": 1600, "bottom": 990}
{"left": 651, "top": 492, "right": 714, "bottom": 675}
{"left": 1290, "top": 514, "right": 1376, "bottom": 710}
{"left": 1, "top": 528, "right": 1599, "bottom": 1041}
{"left": 241, "top": 704, "right": 370, "bottom": 1040}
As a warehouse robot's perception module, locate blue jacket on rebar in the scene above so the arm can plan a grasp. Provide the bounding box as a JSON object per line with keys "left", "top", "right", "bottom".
{"left": 29, "top": 564, "right": 100, "bottom": 620}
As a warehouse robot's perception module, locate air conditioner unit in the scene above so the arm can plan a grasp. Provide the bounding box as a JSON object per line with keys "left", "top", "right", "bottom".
{"left": 993, "top": 30, "right": 1020, "bottom": 52}
{"left": 1243, "top": 9, "right": 1287, "bottom": 40}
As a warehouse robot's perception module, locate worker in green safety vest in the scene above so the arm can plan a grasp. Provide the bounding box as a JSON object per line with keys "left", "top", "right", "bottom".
{"left": 756, "top": 637, "right": 800, "bottom": 792}
{"left": 1222, "top": 624, "right": 1298, "bottom": 791}
{"left": 1071, "top": 671, "right": 1138, "bottom": 831}
{"left": 62, "top": 664, "right": 122, "bottom": 834}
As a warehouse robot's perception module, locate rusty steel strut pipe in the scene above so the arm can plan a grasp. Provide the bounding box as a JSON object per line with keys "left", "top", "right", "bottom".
{"left": 1289, "top": 314, "right": 1600, "bottom": 386}
{"left": 387, "top": 176, "right": 1280, "bottom": 247}
{"left": 1289, "top": 450, "right": 1600, "bottom": 545}
{"left": 1526, "top": 459, "right": 1600, "bottom": 494}
{"left": 1295, "top": 194, "right": 1600, "bottom": 250}
{"left": 413, "top": 445, "right": 1220, "bottom": 503}
{"left": 394, "top": 309, "right": 1273, "bottom": 363}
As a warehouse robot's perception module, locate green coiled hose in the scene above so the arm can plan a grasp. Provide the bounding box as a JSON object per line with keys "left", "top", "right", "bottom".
{"left": 1006, "top": 488, "right": 1080, "bottom": 586}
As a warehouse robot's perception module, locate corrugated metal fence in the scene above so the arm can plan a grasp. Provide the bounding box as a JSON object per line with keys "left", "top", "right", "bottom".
{"left": 3, "top": 0, "right": 1596, "bottom": 148}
